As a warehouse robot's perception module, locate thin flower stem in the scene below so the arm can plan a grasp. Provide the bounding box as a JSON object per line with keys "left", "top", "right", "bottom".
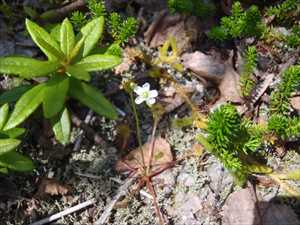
{"left": 130, "top": 91, "right": 146, "bottom": 169}
{"left": 146, "top": 118, "right": 159, "bottom": 175}
{"left": 146, "top": 178, "right": 165, "bottom": 225}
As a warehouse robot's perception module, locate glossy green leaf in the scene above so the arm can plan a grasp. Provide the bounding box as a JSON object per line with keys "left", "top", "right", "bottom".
{"left": 0, "top": 57, "right": 60, "bottom": 78}
{"left": 4, "top": 84, "right": 45, "bottom": 130}
{"left": 69, "top": 36, "right": 85, "bottom": 62}
{"left": 0, "top": 151, "right": 34, "bottom": 172}
{"left": 50, "top": 23, "right": 61, "bottom": 42}
{"left": 43, "top": 75, "right": 69, "bottom": 118}
{"left": 0, "top": 85, "right": 33, "bottom": 105}
{"left": 0, "top": 139, "right": 21, "bottom": 155}
{"left": 76, "top": 54, "right": 121, "bottom": 71}
{"left": 26, "top": 19, "right": 61, "bottom": 61}
{"left": 60, "top": 18, "right": 75, "bottom": 57}
{"left": 0, "top": 128, "right": 26, "bottom": 139}
{"left": 69, "top": 79, "right": 117, "bottom": 119}
{"left": 36, "top": 37, "right": 65, "bottom": 60}
{"left": 52, "top": 108, "right": 71, "bottom": 145}
{"left": 80, "top": 17, "right": 104, "bottom": 57}
{"left": 0, "top": 104, "right": 9, "bottom": 130}
{"left": 66, "top": 65, "right": 90, "bottom": 81}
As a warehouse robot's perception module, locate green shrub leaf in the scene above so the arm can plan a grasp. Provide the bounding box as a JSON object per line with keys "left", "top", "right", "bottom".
{"left": 69, "top": 78, "right": 117, "bottom": 119}
{"left": 0, "top": 151, "right": 34, "bottom": 172}
{"left": 66, "top": 65, "right": 90, "bottom": 81}
{"left": 0, "top": 128, "right": 26, "bottom": 139}
{"left": 4, "top": 84, "right": 45, "bottom": 130}
{"left": 0, "top": 167, "right": 8, "bottom": 174}
{"left": 0, "top": 139, "right": 21, "bottom": 155}
{"left": 0, "top": 104, "right": 9, "bottom": 130}
{"left": 52, "top": 107, "right": 71, "bottom": 145}
{"left": 35, "top": 37, "right": 65, "bottom": 60}
{"left": 43, "top": 75, "right": 69, "bottom": 118}
{"left": 26, "top": 19, "right": 61, "bottom": 61}
{"left": 0, "top": 57, "right": 60, "bottom": 78}
{"left": 50, "top": 23, "right": 61, "bottom": 42}
{"left": 76, "top": 54, "right": 121, "bottom": 71}
{"left": 80, "top": 17, "right": 104, "bottom": 57}
{"left": 60, "top": 18, "right": 75, "bottom": 57}
{"left": 0, "top": 85, "right": 33, "bottom": 105}
{"left": 69, "top": 36, "right": 85, "bottom": 62}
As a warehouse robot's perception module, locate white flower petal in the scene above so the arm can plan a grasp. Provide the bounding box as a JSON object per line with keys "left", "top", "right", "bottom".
{"left": 149, "top": 90, "right": 158, "bottom": 98}
{"left": 135, "top": 96, "right": 145, "bottom": 104}
{"left": 142, "top": 83, "right": 150, "bottom": 91}
{"left": 146, "top": 98, "right": 156, "bottom": 106}
{"left": 134, "top": 86, "right": 143, "bottom": 95}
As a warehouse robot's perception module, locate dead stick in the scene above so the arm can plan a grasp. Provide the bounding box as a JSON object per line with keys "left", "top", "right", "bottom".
{"left": 30, "top": 198, "right": 95, "bottom": 225}
{"left": 39, "top": 0, "right": 87, "bottom": 23}
{"left": 94, "top": 176, "right": 137, "bottom": 225}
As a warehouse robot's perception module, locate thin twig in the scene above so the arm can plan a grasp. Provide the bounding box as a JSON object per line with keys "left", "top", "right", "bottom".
{"left": 30, "top": 198, "right": 95, "bottom": 225}
{"left": 94, "top": 176, "right": 137, "bottom": 225}
{"left": 39, "top": 0, "right": 87, "bottom": 23}
{"left": 74, "top": 171, "right": 102, "bottom": 180}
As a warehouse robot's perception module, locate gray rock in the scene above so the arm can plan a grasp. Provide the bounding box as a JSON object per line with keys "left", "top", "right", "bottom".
{"left": 222, "top": 188, "right": 260, "bottom": 225}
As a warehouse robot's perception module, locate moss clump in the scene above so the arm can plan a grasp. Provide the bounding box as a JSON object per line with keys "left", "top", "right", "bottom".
{"left": 240, "top": 46, "right": 257, "bottom": 98}
{"left": 208, "top": 2, "right": 264, "bottom": 41}
{"left": 198, "top": 104, "right": 264, "bottom": 185}
{"left": 168, "top": 0, "right": 215, "bottom": 17}
{"left": 270, "top": 65, "right": 300, "bottom": 115}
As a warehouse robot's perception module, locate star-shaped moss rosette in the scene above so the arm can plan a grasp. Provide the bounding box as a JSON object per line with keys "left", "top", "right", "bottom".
{"left": 0, "top": 17, "right": 121, "bottom": 145}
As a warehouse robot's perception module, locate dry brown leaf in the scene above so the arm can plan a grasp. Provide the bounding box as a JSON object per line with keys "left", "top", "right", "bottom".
{"left": 183, "top": 50, "right": 243, "bottom": 105}
{"left": 115, "top": 47, "right": 140, "bottom": 74}
{"left": 144, "top": 11, "right": 201, "bottom": 53}
{"left": 182, "top": 51, "right": 226, "bottom": 83}
{"left": 35, "top": 178, "right": 72, "bottom": 199}
{"left": 218, "top": 62, "right": 243, "bottom": 104}
{"left": 115, "top": 137, "right": 173, "bottom": 173}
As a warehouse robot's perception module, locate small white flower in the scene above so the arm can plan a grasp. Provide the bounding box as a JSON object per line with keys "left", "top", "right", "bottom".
{"left": 134, "top": 83, "right": 158, "bottom": 106}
